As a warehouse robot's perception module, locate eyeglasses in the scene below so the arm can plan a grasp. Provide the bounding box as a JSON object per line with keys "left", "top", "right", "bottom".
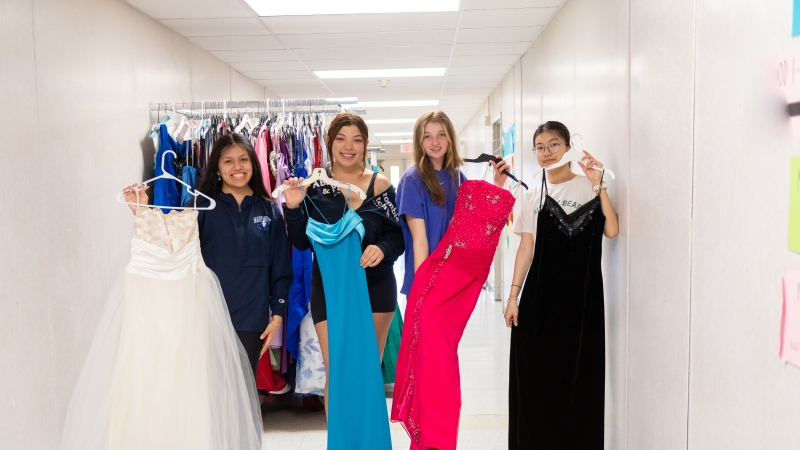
{"left": 533, "top": 142, "right": 564, "bottom": 154}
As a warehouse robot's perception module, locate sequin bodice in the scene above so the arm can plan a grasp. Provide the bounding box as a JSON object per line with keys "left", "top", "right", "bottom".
{"left": 429, "top": 180, "right": 515, "bottom": 278}
{"left": 127, "top": 208, "right": 203, "bottom": 280}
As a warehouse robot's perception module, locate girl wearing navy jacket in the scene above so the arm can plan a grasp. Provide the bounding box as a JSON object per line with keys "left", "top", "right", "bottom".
{"left": 124, "top": 133, "right": 293, "bottom": 378}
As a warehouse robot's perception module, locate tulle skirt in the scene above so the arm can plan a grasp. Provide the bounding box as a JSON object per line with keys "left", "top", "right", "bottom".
{"left": 59, "top": 267, "right": 262, "bottom": 450}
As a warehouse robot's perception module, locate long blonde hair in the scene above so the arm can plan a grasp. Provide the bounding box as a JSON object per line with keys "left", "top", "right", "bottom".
{"left": 412, "top": 111, "right": 463, "bottom": 206}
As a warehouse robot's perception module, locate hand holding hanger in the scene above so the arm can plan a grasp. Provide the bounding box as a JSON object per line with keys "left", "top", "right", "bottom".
{"left": 543, "top": 148, "right": 616, "bottom": 179}
{"left": 116, "top": 150, "right": 216, "bottom": 211}
{"left": 273, "top": 168, "right": 367, "bottom": 205}
{"left": 576, "top": 151, "right": 606, "bottom": 185}
{"left": 280, "top": 177, "right": 307, "bottom": 209}
{"left": 121, "top": 183, "right": 150, "bottom": 214}
{"left": 462, "top": 153, "right": 528, "bottom": 189}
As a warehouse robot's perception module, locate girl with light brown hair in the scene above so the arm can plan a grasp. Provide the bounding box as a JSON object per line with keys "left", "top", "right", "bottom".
{"left": 395, "top": 110, "right": 508, "bottom": 294}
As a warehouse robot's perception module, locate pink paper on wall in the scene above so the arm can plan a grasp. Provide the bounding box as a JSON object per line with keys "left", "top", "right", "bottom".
{"left": 780, "top": 268, "right": 800, "bottom": 367}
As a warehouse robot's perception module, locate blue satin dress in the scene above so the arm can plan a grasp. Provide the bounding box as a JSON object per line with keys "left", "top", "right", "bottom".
{"left": 304, "top": 193, "right": 392, "bottom": 450}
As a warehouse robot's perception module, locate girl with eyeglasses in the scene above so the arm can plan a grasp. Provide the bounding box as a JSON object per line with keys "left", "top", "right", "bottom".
{"left": 505, "top": 121, "right": 618, "bottom": 449}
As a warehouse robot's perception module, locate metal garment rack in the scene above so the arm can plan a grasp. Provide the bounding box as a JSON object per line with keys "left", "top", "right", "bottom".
{"left": 149, "top": 97, "right": 360, "bottom": 118}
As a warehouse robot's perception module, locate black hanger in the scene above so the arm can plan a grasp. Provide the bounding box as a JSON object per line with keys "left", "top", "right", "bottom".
{"left": 463, "top": 153, "right": 528, "bottom": 189}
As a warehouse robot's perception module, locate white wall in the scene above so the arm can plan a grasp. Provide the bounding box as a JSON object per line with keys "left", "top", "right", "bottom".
{"left": 688, "top": 0, "right": 800, "bottom": 447}
{"left": 0, "top": 0, "right": 271, "bottom": 448}
{"left": 460, "top": 0, "right": 800, "bottom": 448}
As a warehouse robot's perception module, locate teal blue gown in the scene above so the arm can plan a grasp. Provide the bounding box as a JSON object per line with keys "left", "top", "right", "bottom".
{"left": 304, "top": 195, "right": 392, "bottom": 450}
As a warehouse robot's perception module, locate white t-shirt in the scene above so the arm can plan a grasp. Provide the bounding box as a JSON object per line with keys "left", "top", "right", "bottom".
{"left": 514, "top": 175, "right": 596, "bottom": 238}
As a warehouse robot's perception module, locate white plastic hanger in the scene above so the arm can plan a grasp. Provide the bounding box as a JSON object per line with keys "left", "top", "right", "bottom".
{"left": 271, "top": 167, "right": 366, "bottom": 200}
{"left": 542, "top": 148, "right": 616, "bottom": 179}
{"left": 234, "top": 113, "right": 253, "bottom": 133}
{"left": 116, "top": 150, "right": 216, "bottom": 210}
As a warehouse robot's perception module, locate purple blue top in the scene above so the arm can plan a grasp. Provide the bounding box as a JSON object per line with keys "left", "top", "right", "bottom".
{"left": 396, "top": 165, "right": 466, "bottom": 295}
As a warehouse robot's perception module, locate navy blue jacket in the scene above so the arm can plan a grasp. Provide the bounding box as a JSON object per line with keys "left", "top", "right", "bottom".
{"left": 193, "top": 193, "right": 293, "bottom": 332}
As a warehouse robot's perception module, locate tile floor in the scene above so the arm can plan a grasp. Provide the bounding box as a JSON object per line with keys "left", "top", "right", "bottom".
{"left": 261, "top": 260, "right": 511, "bottom": 449}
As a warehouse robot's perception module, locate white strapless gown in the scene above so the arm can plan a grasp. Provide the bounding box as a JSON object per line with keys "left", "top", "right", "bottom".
{"left": 59, "top": 208, "right": 261, "bottom": 450}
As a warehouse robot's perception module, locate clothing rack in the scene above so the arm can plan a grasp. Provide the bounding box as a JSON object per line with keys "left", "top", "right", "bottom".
{"left": 149, "top": 97, "right": 359, "bottom": 118}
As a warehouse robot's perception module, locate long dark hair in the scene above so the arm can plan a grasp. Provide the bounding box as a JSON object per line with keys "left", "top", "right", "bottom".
{"left": 197, "top": 133, "right": 272, "bottom": 201}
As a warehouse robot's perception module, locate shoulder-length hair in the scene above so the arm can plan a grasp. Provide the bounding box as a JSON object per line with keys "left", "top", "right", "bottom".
{"left": 197, "top": 133, "right": 272, "bottom": 201}
{"left": 412, "top": 111, "right": 463, "bottom": 206}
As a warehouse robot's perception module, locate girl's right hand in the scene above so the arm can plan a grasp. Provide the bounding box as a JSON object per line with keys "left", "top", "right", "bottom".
{"left": 504, "top": 299, "right": 519, "bottom": 327}
{"left": 122, "top": 184, "right": 149, "bottom": 215}
{"left": 282, "top": 177, "right": 306, "bottom": 209}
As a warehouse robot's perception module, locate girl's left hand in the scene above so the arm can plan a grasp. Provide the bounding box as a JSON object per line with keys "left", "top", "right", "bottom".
{"left": 360, "top": 245, "right": 385, "bottom": 268}
{"left": 260, "top": 317, "right": 282, "bottom": 356}
{"left": 490, "top": 158, "right": 511, "bottom": 188}
{"left": 577, "top": 150, "right": 604, "bottom": 185}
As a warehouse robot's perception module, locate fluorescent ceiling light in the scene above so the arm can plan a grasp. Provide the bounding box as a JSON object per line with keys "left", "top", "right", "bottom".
{"left": 381, "top": 139, "right": 413, "bottom": 144}
{"left": 245, "top": 0, "right": 459, "bottom": 16}
{"left": 315, "top": 68, "right": 446, "bottom": 79}
{"left": 356, "top": 100, "right": 439, "bottom": 108}
{"left": 365, "top": 119, "right": 417, "bottom": 124}
{"left": 374, "top": 132, "right": 413, "bottom": 137}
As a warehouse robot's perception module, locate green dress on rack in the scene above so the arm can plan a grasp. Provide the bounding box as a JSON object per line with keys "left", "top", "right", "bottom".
{"left": 382, "top": 303, "right": 403, "bottom": 384}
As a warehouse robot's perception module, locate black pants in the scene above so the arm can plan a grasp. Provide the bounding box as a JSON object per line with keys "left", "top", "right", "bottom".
{"left": 236, "top": 331, "right": 262, "bottom": 378}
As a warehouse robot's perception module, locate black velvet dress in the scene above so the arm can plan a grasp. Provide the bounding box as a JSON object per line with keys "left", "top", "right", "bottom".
{"left": 509, "top": 173, "right": 606, "bottom": 449}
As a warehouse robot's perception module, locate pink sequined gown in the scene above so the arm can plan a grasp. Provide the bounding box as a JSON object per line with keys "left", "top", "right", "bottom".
{"left": 391, "top": 180, "right": 515, "bottom": 450}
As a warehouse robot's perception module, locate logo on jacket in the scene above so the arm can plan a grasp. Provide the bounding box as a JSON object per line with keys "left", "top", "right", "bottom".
{"left": 253, "top": 215, "right": 271, "bottom": 231}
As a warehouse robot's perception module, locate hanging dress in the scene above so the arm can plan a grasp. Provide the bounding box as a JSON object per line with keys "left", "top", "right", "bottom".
{"left": 392, "top": 180, "right": 515, "bottom": 450}
{"left": 59, "top": 208, "right": 261, "bottom": 450}
{"left": 381, "top": 303, "right": 403, "bottom": 384}
{"left": 304, "top": 192, "right": 392, "bottom": 450}
{"left": 508, "top": 171, "right": 606, "bottom": 449}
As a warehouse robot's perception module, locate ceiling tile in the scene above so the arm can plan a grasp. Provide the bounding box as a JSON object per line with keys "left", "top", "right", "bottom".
{"left": 159, "top": 18, "right": 269, "bottom": 36}
{"left": 446, "top": 73, "right": 506, "bottom": 82}
{"left": 441, "top": 95, "right": 489, "bottom": 103}
{"left": 188, "top": 35, "right": 284, "bottom": 51}
{"left": 279, "top": 30, "right": 454, "bottom": 49}
{"left": 293, "top": 45, "right": 452, "bottom": 60}
{"left": 354, "top": 90, "right": 443, "bottom": 100}
{"left": 304, "top": 57, "right": 450, "bottom": 71}
{"left": 258, "top": 79, "right": 325, "bottom": 88}
{"left": 231, "top": 60, "right": 308, "bottom": 72}
{"left": 262, "top": 12, "right": 458, "bottom": 35}
{"left": 321, "top": 77, "right": 442, "bottom": 85}
{"left": 248, "top": 70, "right": 318, "bottom": 80}
{"left": 210, "top": 49, "right": 296, "bottom": 63}
{"left": 454, "top": 42, "right": 531, "bottom": 56}
{"left": 457, "top": 26, "right": 541, "bottom": 44}
{"left": 463, "top": 0, "right": 563, "bottom": 9}
{"left": 265, "top": 87, "right": 335, "bottom": 97}
{"left": 125, "top": 0, "right": 252, "bottom": 20}
{"left": 460, "top": 8, "right": 557, "bottom": 28}
{"left": 448, "top": 65, "right": 512, "bottom": 75}
{"left": 440, "top": 88, "right": 494, "bottom": 96}
{"left": 450, "top": 54, "right": 521, "bottom": 66}
{"left": 444, "top": 81, "right": 499, "bottom": 89}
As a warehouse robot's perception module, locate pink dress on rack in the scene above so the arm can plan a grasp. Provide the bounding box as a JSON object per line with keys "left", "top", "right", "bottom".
{"left": 391, "top": 180, "right": 515, "bottom": 450}
{"left": 254, "top": 129, "right": 272, "bottom": 195}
